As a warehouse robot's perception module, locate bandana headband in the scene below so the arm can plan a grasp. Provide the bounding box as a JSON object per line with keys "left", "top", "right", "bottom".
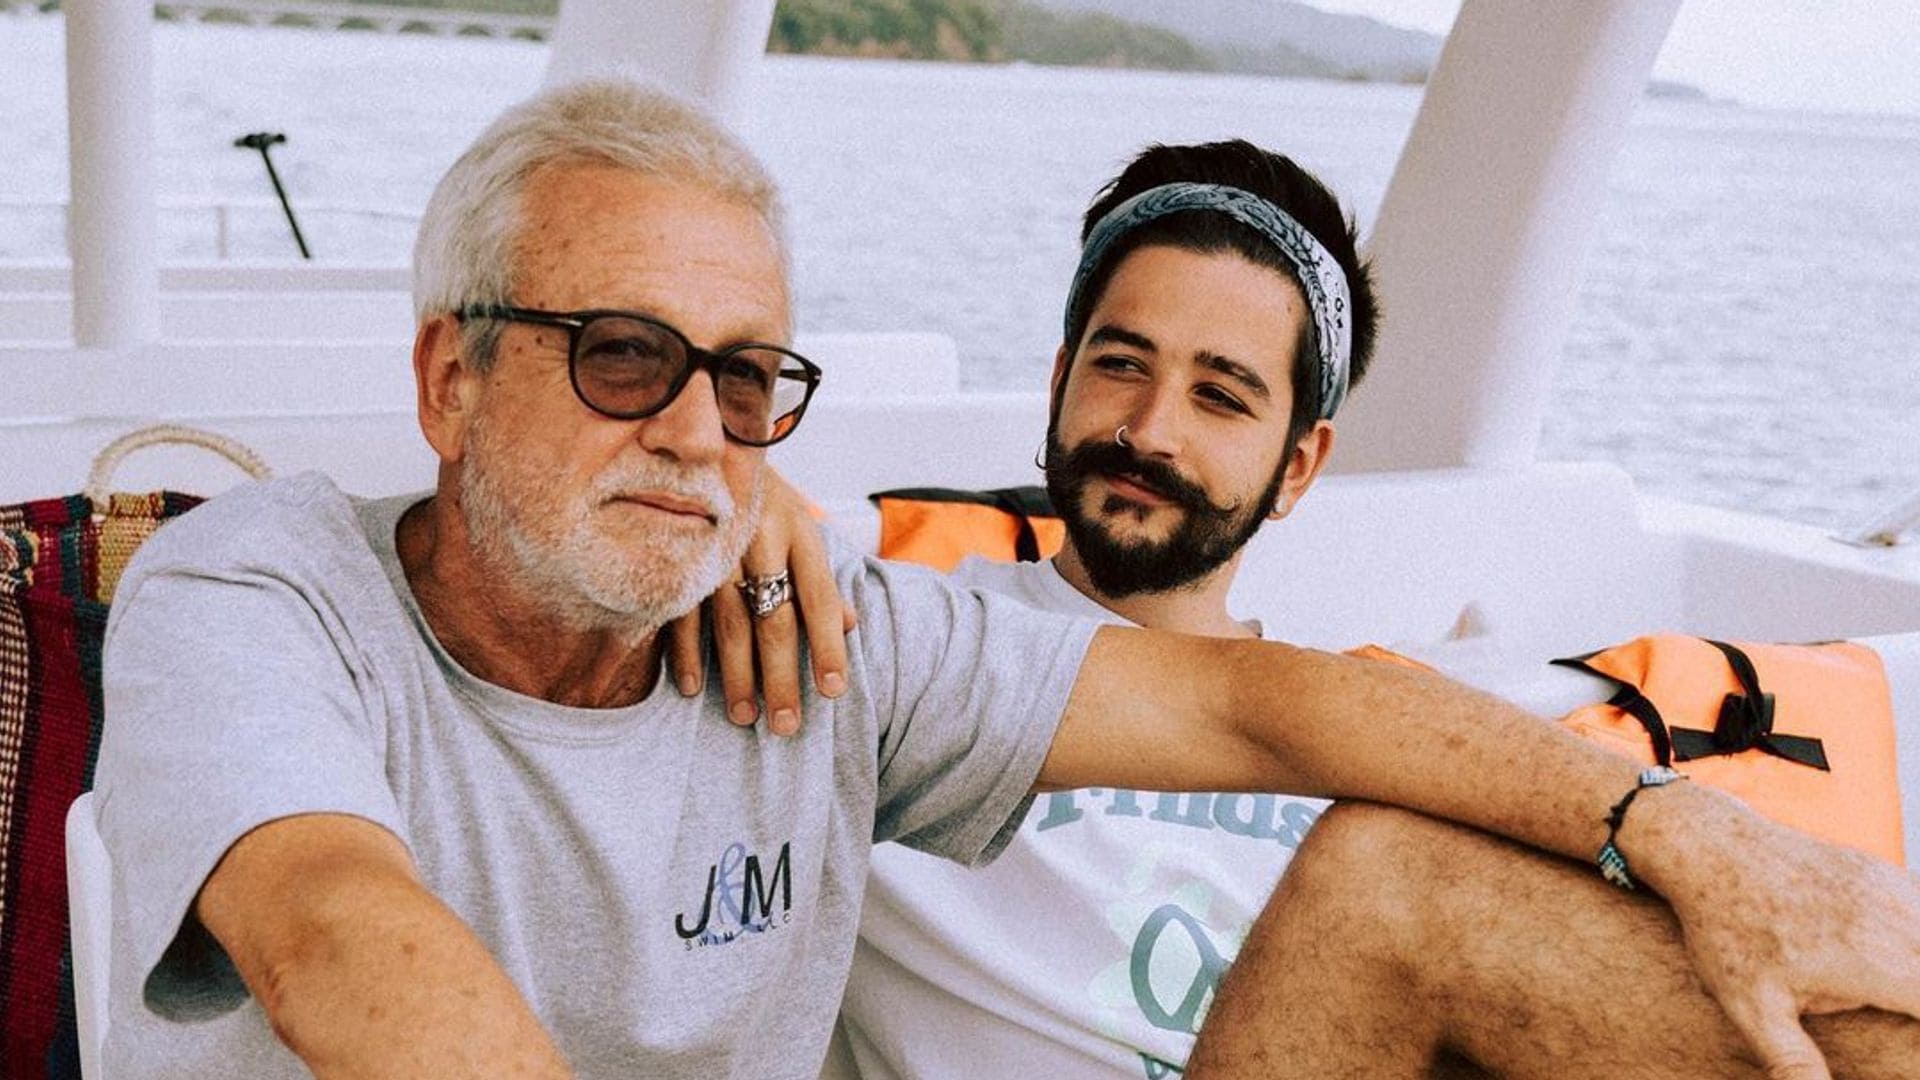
{"left": 1064, "top": 182, "right": 1353, "bottom": 420}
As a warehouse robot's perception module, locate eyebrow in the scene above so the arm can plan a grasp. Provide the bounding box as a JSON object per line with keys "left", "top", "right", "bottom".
{"left": 1197, "top": 351, "right": 1273, "bottom": 402}
{"left": 1086, "top": 322, "right": 1273, "bottom": 402}
{"left": 1085, "top": 324, "right": 1156, "bottom": 354}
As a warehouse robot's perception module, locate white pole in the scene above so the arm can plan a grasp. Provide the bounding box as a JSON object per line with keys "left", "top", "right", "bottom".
{"left": 1331, "top": 0, "right": 1682, "bottom": 473}
{"left": 544, "top": 0, "right": 775, "bottom": 129}
{"left": 64, "top": 0, "right": 159, "bottom": 347}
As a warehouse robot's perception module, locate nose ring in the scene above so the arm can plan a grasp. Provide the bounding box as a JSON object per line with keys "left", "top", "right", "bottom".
{"left": 1115, "top": 425, "right": 1130, "bottom": 448}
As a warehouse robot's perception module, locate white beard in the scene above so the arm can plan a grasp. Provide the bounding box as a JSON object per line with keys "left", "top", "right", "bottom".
{"left": 459, "top": 406, "right": 763, "bottom": 636}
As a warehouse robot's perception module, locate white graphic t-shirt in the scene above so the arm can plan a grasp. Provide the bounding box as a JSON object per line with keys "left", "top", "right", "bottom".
{"left": 828, "top": 557, "right": 1331, "bottom": 1079}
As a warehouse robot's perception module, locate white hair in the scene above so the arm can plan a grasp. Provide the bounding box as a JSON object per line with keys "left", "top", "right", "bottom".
{"left": 411, "top": 78, "right": 787, "bottom": 369}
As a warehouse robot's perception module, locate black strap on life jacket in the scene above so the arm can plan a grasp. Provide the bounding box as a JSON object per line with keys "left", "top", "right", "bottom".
{"left": 1671, "top": 640, "right": 1830, "bottom": 770}
{"left": 1552, "top": 639, "right": 1829, "bottom": 771}
{"left": 1555, "top": 649, "right": 1678, "bottom": 766}
{"left": 869, "top": 486, "right": 1057, "bottom": 563}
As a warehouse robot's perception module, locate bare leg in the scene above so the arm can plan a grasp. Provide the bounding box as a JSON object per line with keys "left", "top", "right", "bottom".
{"left": 1185, "top": 801, "right": 1450, "bottom": 1078}
{"left": 1186, "top": 803, "right": 1920, "bottom": 1080}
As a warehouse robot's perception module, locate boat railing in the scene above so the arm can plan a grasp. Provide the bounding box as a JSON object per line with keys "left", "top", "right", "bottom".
{"left": 0, "top": 196, "right": 421, "bottom": 262}
{"left": 0, "top": 0, "right": 554, "bottom": 36}
{"left": 0, "top": 258, "right": 415, "bottom": 341}
{"left": 148, "top": 0, "right": 553, "bottom": 38}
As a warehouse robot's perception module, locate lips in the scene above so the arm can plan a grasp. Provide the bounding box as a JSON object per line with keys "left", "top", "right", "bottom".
{"left": 607, "top": 492, "right": 717, "bottom": 524}
{"left": 1101, "top": 470, "right": 1175, "bottom": 506}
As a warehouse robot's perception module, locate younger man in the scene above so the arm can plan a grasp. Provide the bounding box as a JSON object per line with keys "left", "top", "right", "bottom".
{"left": 828, "top": 141, "right": 1920, "bottom": 1079}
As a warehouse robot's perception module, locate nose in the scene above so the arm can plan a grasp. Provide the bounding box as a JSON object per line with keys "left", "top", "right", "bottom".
{"left": 636, "top": 367, "right": 729, "bottom": 462}
{"left": 1121, "top": 381, "right": 1184, "bottom": 458}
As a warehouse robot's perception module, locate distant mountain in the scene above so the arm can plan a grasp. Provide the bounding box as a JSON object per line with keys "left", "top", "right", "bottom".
{"left": 281, "top": 0, "right": 1712, "bottom": 95}
{"left": 984, "top": 1, "right": 1216, "bottom": 70}
{"left": 770, "top": 0, "right": 1001, "bottom": 61}
{"left": 1020, "top": 0, "right": 1440, "bottom": 82}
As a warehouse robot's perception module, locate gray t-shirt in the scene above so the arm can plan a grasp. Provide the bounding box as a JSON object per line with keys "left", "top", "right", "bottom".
{"left": 94, "top": 473, "right": 1097, "bottom": 1078}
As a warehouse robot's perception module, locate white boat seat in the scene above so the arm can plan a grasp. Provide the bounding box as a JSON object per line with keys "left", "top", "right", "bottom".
{"left": 1866, "top": 632, "right": 1920, "bottom": 867}
{"left": 66, "top": 790, "right": 112, "bottom": 1079}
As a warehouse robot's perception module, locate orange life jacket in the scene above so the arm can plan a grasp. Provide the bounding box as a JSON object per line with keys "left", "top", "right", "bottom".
{"left": 871, "top": 485, "right": 1066, "bottom": 573}
{"left": 1555, "top": 634, "right": 1904, "bottom": 865}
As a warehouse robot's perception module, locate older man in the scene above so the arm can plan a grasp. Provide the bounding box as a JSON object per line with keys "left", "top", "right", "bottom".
{"left": 96, "top": 80, "right": 1920, "bottom": 1079}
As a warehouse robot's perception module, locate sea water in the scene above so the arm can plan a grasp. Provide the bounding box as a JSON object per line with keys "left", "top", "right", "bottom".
{"left": 3, "top": 16, "right": 1916, "bottom": 531}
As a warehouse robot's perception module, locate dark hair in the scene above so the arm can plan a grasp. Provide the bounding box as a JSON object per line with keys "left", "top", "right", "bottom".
{"left": 1066, "top": 140, "right": 1379, "bottom": 450}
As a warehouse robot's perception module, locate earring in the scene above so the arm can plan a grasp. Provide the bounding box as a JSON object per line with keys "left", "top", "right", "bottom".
{"left": 1115, "top": 425, "right": 1130, "bottom": 448}
{"left": 1033, "top": 441, "right": 1048, "bottom": 470}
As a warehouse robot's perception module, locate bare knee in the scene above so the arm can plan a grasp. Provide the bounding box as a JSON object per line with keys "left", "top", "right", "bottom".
{"left": 1189, "top": 804, "right": 1454, "bottom": 1078}
{"left": 1283, "top": 802, "right": 1428, "bottom": 897}
{"left": 1189, "top": 805, "right": 1484, "bottom": 1078}
{"left": 1276, "top": 802, "right": 1468, "bottom": 959}
{"left": 1279, "top": 804, "right": 1603, "bottom": 1045}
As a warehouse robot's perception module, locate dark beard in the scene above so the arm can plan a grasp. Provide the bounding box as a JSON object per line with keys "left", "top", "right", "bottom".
{"left": 1042, "top": 427, "right": 1283, "bottom": 599}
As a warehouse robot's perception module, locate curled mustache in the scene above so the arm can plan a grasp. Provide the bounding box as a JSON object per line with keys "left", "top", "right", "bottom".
{"left": 1048, "top": 438, "right": 1237, "bottom": 516}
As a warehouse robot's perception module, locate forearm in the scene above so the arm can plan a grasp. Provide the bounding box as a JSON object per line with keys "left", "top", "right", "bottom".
{"left": 219, "top": 870, "right": 569, "bottom": 1078}
{"left": 1224, "top": 642, "right": 1800, "bottom": 899}
{"left": 193, "top": 812, "right": 570, "bottom": 1076}
{"left": 1054, "top": 629, "right": 1664, "bottom": 868}
{"left": 1221, "top": 640, "right": 1671, "bottom": 865}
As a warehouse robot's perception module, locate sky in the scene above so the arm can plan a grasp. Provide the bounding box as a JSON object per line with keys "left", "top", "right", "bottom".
{"left": 1307, "top": 0, "right": 1920, "bottom": 117}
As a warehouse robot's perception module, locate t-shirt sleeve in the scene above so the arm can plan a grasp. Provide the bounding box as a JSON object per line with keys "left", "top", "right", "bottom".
{"left": 837, "top": 541, "right": 1099, "bottom": 866}
{"left": 94, "top": 491, "right": 408, "bottom": 1022}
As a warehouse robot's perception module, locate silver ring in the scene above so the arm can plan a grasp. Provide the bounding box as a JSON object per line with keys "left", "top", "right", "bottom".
{"left": 738, "top": 570, "right": 793, "bottom": 620}
{"left": 1115, "top": 425, "right": 1129, "bottom": 447}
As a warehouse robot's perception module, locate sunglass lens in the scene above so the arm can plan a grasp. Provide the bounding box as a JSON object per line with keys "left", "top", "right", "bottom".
{"left": 715, "top": 348, "right": 811, "bottom": 444}
{"left": 574, "top": 316, "right": 682, "bottom": 416}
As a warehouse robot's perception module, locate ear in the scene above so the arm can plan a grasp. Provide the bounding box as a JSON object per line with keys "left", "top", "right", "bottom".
{"left": 1268, "top": 420, "right": 1337, "bottom": 520}
{"left": 1048, "top": 343, "right": 1073, "bottom": 399}
{"left": 414, "top": 314, "right": 483, "bottom": 465}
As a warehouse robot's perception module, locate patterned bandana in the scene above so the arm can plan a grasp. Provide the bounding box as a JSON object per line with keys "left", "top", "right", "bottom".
{"left": 1064, "top": 182, "right": 1353, "bottom": 420}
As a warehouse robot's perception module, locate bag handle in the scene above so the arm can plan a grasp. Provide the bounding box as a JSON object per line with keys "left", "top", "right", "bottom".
{"left": 85, "top": 424, "right": 273, "bottom": 511}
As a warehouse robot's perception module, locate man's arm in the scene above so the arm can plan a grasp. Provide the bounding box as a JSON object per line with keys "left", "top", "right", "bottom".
{"left": 1044, "top": 626, "right": 1920, "bottom": 1079}
{"left": 196, "top": 813, "right": 571, "bottom": 1080}
{"left": 1042, "top": 629, "right": 1637, "bottom": 857}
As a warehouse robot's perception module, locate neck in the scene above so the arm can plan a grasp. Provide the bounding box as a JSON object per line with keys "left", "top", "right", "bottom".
{"left": 396, "top": 495, "right": 666, "bottom": 709}
{"left": 1051, "top": 541, "right": 1256, "bottom": 638}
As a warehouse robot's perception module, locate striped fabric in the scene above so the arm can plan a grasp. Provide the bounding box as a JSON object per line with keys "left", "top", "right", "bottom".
{"left": 0, "top": 491, "right": 202, "bottom": 1080}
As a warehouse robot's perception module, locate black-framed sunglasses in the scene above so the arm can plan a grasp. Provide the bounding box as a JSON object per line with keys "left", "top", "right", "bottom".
{"left": 456, "top": 304, "right": 823, "bottom": 447}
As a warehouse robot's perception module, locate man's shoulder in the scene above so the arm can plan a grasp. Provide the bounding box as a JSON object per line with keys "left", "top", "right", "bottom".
{"left": 830, "top": 541, "right": 1070, "bottom": 631}
{"left": 951, "top": 557, "right": 1118, "bottom": 624}
{"left": 949, "top": 556, "right": 1048, "bottom": 594}
{"left": 826, "top": 529, "right": 956, "bottom": 608}
{"left": 117, "top": 471, "right": 382, "bottom": 595}
{"left": 143, "top": 470, "right": 351, "bottom": 544}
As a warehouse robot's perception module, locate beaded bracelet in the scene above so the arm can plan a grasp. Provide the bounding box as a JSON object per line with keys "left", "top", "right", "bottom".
{"left": 1597, "top": 765, "right": 1687, "bottom": 890}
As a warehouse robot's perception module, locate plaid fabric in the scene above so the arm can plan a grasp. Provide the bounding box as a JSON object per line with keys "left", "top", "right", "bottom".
{"left": 0, "top": 491, "right": 202, "bottom": 1080}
